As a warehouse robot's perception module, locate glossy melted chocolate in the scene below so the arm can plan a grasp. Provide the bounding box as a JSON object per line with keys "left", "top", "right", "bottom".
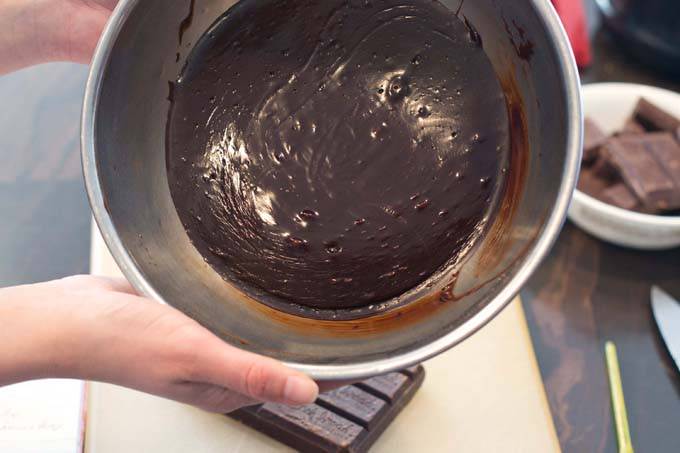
{"left": 167, "top": 0, "right": 510, "bottom": 312}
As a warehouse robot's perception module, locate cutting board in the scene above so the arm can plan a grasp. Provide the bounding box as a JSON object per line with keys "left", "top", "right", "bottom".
{"left": 85, "top": 223, "right": 560, "bottom": 452}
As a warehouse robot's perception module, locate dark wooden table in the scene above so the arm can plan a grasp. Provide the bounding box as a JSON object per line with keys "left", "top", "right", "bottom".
{"left": 522, "top": 225, "right": 680, "bottom": 453}
{"left": 1, "top": 3, "right": 679, "bottom": 453}
{"left": 521, "top": 2, "right": 680, "bottom": 452}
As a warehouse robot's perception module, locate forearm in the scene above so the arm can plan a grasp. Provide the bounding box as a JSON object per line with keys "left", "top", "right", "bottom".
{"left": 0, "top": 0, "right": 62, "bottom": 75}
{"left": 0, "top": 281, "right": 169, "bottom": 387}
{"left": 0, "top": 283, "right": 77, "bottom": 384}
{"left": 0, "top": 280, "right": 141, "bottom": 386}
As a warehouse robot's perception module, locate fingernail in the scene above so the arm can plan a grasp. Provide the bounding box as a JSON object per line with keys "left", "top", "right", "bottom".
{"left": 283, "top": 376, "right": 318, "bottom": 406}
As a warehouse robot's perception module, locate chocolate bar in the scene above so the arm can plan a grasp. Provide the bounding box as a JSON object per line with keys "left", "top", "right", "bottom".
{"left": 600, "top": 136, "right": 678, "bottom": 211}
{"left": 230, "top": 366, "right": 425, "bottom": 452}
{"left": 633, "top": 98, "right": 680, "bottom": 133}
{"left": 583, "top": 118, "right": 607, "bottom": 162}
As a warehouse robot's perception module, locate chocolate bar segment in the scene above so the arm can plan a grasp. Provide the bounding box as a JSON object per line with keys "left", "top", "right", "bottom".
{"left": 316, "top": 385, "right": 388, "bottom": 430}
{"left": 633, "top": 98, "right": 680, "bottom": 133}
{"left": 355, "top": 373, "right": 409, "bottom": 403}
{"left": 401, "top": 366, "right": 422, "bottom": 378}
{"left": 600, "top": 183, "right": 640, "bottom": 211}
{"left": 583, "top": 118, "right": 607, "bottom": 162}
{"left": 234, "top": 403, "right": 367, "bottom": 452}
{"left": 230, "top": 366, "right": 425, "bottom": 453}
{"left": 600, "top": 136, "right": 677, "bottom": 211}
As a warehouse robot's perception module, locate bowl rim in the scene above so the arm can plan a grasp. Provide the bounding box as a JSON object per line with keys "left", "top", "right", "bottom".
{"left": 81, "top": 0, "right": 583, "bottom": 380}
{"left": 573, "top": 190, "right": 680, "bottom": 226}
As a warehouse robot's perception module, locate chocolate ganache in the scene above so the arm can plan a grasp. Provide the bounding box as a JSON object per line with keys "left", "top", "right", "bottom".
{"left": 167, "top": 0, "right": 510, "bottom": 312}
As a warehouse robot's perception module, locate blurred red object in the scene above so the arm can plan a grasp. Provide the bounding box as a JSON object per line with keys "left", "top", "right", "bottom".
{"left": 552, "top": 0, "right": 592, "bottom": 68}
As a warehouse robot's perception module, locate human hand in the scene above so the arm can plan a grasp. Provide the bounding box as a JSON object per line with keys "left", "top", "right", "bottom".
{"left": 0, "top": 0, "right": 118, "bottom": 74}
{"left": 49, "top": 0, "right": 119, "bottom": 63}
{"left": 0, "top": 275, "right": 319, "bottom": 413}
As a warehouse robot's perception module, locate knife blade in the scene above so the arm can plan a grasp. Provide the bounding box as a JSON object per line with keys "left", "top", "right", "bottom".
{"left": 651, "top": 286, "right": 680, "bottom": 372}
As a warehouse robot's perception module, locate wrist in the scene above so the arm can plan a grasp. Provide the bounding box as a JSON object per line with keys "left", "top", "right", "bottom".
{"left": 0, "top": 283, "right": 81, "bottom": 385}
{"left": 0, "top": 0, "right": 65, "bottom": 74}
{"left": 28, "top": 0, "right": 76, "bottom": 63}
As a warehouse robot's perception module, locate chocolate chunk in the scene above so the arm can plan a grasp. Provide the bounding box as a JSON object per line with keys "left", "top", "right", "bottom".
{"left": 644, "top": 133, "right": 680, "bottom": 207}
{"left": 579, "top": 99, "right": 680, "bottom": 214}
{"left": 577, "top": 167, "right": 614, "bottom": 199}
{"left": 583, "top": 118, "right": 607, "bottom": 163}
{"left": 600, "top": 183, "right": 641, "bottom": 211}
{"left": 591, "top": 153, "right": 619, "bottom": 181}
{"left": 620, "top": 117, "right": 647, "bottom": 135}
{"left": 600, "top": 136, "right": 678, "bottom": 211}
{"left": 633, "top": 98, "right": 680, "bottom": 133}
{"left": 230, "top": 366, "right": 425, "bottom": 453}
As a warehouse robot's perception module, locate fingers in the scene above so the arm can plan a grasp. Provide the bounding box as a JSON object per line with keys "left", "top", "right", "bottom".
{"left": 174, "top": 381, "right": 261, "bottom": 414}
{"left": 56, "top": 275, "right": 138, "bottom": 295}
{"left": 100, "top": 299, "right": 319, "bottom": 407}
{"left": 93, "top": 0, "right": 120, "bottom": 10}
{"left": 90, "top": 276, "right": 138, "bottom": 295}
{"left": 191, "top": 336, "right": 319, "bottom": 406}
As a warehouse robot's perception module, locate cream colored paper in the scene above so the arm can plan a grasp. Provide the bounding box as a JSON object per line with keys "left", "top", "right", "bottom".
{"left": 86, "top": 223, "right": 560, "bottom": 453}
{"left": 0, "top": 380, "right": 85, "bottom": 453}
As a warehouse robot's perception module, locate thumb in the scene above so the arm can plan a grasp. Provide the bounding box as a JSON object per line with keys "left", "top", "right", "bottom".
{"left": 93, "top": 0, "right": 120, "bottom": 10}
{"left": 192, "top": 336, "right": 319, "bottom": 406}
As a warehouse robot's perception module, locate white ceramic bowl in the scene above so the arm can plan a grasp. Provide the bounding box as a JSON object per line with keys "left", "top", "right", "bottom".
{"left": 569, "top": 83, "right": 680, "bottom": 250}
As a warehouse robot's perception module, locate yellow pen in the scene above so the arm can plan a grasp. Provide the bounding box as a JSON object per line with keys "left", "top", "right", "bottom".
{"left": 605, "top": 342, "right": 634, "bottom": 453}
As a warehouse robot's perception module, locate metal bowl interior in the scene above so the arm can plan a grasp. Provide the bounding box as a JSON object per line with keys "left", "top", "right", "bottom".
{"left": 82, "top": 0, "right": 581, "bottom": 379}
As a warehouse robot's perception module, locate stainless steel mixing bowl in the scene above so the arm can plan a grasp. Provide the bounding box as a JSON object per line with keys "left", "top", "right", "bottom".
{"left": 82, "top": 0, "right": 582, "bottom": 380}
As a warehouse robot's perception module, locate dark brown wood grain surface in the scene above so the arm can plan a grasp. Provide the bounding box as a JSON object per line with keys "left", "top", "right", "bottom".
{"left": 521, "top": 2, "right": 680, "bottom": 452}
{"left": 523, "top": 225, "right": 680, "bottom": 453}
